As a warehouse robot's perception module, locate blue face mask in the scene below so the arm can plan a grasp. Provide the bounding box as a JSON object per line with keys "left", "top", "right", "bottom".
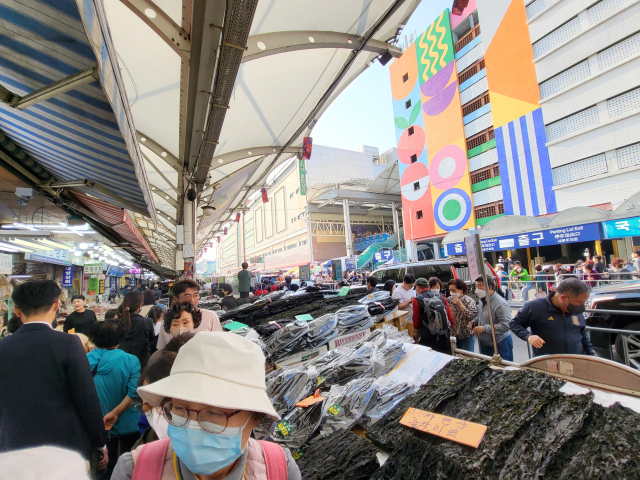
{"left": 168, "top": 417, "right": 250, "bottom": 475}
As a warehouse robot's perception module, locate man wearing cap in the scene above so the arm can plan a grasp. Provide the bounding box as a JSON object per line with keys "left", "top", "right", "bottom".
{"left": 112, "top": 332, "right": 301, "bottom": 480}
{"left": 411, "top": 278, "right": 453, "bottom": 354}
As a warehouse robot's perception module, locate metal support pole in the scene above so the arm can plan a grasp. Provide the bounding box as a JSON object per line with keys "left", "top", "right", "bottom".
{"left": 343, "top": 198, "right": 353, "bottom": 257}
{"left": 391, "top": 202, "right": 400, "bottom": 235}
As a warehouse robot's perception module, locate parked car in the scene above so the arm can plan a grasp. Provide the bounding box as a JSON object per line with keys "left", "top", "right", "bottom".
{"left": 585, "top": 281, "right": 640, "bottom": 367}
{"left": 371, "top": 258, "right": 500, "bottom": 298}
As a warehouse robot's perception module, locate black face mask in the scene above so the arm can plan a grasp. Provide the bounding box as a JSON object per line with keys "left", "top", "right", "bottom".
{"left": 566, "top": 303, "right": 586, "bottom": 315}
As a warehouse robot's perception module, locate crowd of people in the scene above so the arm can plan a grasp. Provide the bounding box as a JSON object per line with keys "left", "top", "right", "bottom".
{"left": 382, "top": 272, "right": 595, "bottom": 363}
{"left": 0, "top": 278, "right": 301, "bottom": 479}
{"left": 494, "top": 248, "right": 640, "bottom": 303}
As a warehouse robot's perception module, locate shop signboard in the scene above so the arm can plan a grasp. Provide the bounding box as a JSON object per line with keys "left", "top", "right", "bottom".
{"left": 106, "top": 265, "right": 124, "bottom": 277}
{"left": 299, "top": 264, "right": 311, "bottom": 281}
{"left": 62, "top": 266, "right": 73, "bottom": 288}
{"left": 84, "top": 263, "right": 103, "bottom": 275}
{"left": 109, "top": 276, "right": 118, "bottom": 293}
{"left": 354, "top": 234, "right": 390, "bottom": 252}
{"left": 72, "top": 278, "right": 81, "bottom": 296}
{"left": 89, "top": 277, "right": 99, "bottom": 295}
{"left": 344, "top": 256, "right": 357, "bottom": 271}
{"left": 0, "top": 253, "right": 12, "bottom": 274}
{"left": 120, "top": 277, "right": 126, "bottom": 288}
{"left": 128, "top": 268, "right": 142, "bottom": 274}
{"left": 298, "top": 158, "right": 307, "bottom": 195}
{"left": 603, "top": 216, "right": 640, "bottom": 239}
{"left": 24, "top": 248, "right": 72, "bottom": 266}
{"left": 99, "top": 278, "right": 105, "bottom": 294}
{"left": 444, "top": 222, "right": 603, "bottom": 256}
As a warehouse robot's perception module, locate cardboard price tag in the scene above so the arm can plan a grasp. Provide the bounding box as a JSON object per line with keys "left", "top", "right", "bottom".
{"left": 400, "top": 407, "right": 487, "bottom": 448}
{"left": 296, "top": 390, "right": 326, "bottom": 408}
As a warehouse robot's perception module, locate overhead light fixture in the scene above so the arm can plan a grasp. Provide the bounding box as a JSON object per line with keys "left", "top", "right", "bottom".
{"left": 202, "top": 205, "right": 217, "bottom": 217}
{"left": 141, "top": 137, "right": 146, "bottom": 142}
{"left": 73, "top": 251, "right": 82, "bottom": 257}
{"left": 144, "top": 8, "right": 156, "bottom": 18}
{"left": 161, "top": 152, "right": 167, "bottom": 157}
{"left": 218, "top": 159, "right": 224, "bottom": 164}
{"left": 102, "top": 244, "right": 114, "bottom": 252}
{"left": 308, "top": 36, "right": 315, "bottom": 43}
{"left": 8, "top": 238, "right": 55, "bottom": 251}
{"left": 38, "top": 238, "right": 73, "bottom": 250}
{"left": 79, "top": 242, "right": 89, "bottom": 250}
{"left": 0, "top": 242, "right": 27, "bottom": 253}
{"left": 257, "top": 41, "right": 266, "bottom": 50}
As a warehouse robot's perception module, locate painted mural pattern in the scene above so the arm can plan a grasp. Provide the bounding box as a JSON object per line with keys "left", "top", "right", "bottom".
{"left": 390, "top": 9, "right": 475, "bottom": 240}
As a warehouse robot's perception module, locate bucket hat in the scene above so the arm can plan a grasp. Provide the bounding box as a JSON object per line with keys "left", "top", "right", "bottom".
{"left": 138, "top": 332, "right": 279, "bottom": 420}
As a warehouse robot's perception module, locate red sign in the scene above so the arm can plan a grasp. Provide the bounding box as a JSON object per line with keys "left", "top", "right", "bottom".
{"left": 260, "top": 188, "right": 269, "bottom": 203}
{"left": 302, "top": 137, "right": 313, "bottom": 160}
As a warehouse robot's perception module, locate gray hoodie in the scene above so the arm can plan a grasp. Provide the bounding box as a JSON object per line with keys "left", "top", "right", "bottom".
{"left": 473, "top": 291, "right": 512, "bottom": 346}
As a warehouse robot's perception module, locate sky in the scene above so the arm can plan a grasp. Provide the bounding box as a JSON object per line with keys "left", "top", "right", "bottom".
{"left": 311, "top": 0, "right": 453, "bottom": 153}
{"left": 201, "top": 0, "right": 452, "bottom": 263}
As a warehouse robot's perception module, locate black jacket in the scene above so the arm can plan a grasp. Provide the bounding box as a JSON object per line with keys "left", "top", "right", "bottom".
{"left": 0, "top": 323, "right": 107, "bottom": 459}
{"left": 509, "top": 292, "right": 595, "bottom": 356}
{"left": 118, "top": 313, "right": 155, "bottom": 369}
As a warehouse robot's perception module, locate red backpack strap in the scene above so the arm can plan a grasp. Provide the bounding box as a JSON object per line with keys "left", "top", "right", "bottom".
{"left": 258, "top": 440, "right": 288, "bottom": 480}
{"left": 132, "top": 438, "right": 171, "bottom": 480}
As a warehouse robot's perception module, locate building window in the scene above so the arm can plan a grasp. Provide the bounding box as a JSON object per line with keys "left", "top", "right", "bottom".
{"left": 474, "top": 201, "right": 505, "bottom": 219}
{"left": 296, "top": 188, "right": 300, "bottom": 194}
{"left": 299, "top": 240, "right": 308, "bottom": 246}
{"left": 411, "top": 154, "right": 417, "bottom": 163}
{"left": 405, "top": 99, "right": 412, "bottom": 109}
{"left": 402, "top": 73, "right": 409, "bottom": 83}
{"left": 413, "top": 182, "right": 420, "bottom": 191}
{"left": 416, "top": 210, "right": 423, "bottom": 219}
{"left": 408, "top": 126, "right": 414, "bottom": 136}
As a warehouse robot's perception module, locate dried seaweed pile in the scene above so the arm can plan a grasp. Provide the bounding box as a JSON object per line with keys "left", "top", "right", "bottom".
{"left": 366, "top": 358, "right": 490, "bottom": 450}
{"left": 296, "top": 430, "right": 381, "bottom": 480}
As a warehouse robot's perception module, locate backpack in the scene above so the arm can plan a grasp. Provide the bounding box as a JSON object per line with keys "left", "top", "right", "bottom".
{"left": 418, "top": 292, "right": 448, "bottom": 336}
{"left": 131, "top": 438, "right": 287, "bottom": 480}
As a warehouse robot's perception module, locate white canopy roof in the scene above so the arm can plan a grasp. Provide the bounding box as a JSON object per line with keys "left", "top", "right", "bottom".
{"left": 103, "top": 0, "right": 419, "bottom": 267}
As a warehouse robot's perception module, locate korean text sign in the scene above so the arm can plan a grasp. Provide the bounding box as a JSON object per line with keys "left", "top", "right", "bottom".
{"left": 62, "top": 266, "right": 73, "bottom": 288}
{"left": 400, "top": 407, "right": 487, "bottom": 448}
{"left": 603, "top": 216, "right": 640, "bottom": 239}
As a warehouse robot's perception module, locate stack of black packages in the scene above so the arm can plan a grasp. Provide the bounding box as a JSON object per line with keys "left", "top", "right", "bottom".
{"left": 306, "top": 314, "right": 339, "bottom": 348}
{"left": 336, "top": 305, "right": 373, "bottom": 336}
{"left": 266, "top": 365, "right": 317, "bottom": 416}
{"left": 319, "top": 378, "right": 378, "bottom": 436}
{"left": 358, "top": 291, "right": 399, "bottom": 316}
{"left": 265, "top": 320, "right": 310, "bottom": 363}
{"left": 371, "top": 339, "right": 406, "bottom": 377}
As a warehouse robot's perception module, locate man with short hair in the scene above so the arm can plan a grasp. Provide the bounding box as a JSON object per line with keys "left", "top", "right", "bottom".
{"left": 0, "top": 281, "right": 107, "bottom": 465}
{"left": 156, "top": 279, "right": 222, "bottom": 349}
{"left": 471, "top": 275, "right": 514, "bottom": 361}
{"left": 411, "top": 278, "right": 451, "bottom": 354}
{"left": 365, "top": 275, "right": 379, "bottom": 294}
{"left": 392, "top": 274, "right": 416, "bottom": 319}
{"left": 510, "top": 278, "right": 594, "bottom": 356}
{"left": 284, "top": 276, "right": 293, "bottom": 291}
{"left": 593, "top": 255, "right": 606, "bottom": 274}
{"left": 63, "top": 294, "right": 97, "bottom": 336}
{"left": 238, "top": 262, "right": 251, "bottom": 298}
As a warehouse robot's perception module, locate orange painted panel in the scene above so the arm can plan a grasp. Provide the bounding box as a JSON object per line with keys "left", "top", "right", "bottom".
{"left": 390, "top": 42, "right": 419, "bottom": 101}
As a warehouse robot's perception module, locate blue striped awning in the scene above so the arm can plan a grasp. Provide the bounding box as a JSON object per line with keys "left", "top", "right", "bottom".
{"left": 0, "top": 0, "right": 156, "bottom": 221}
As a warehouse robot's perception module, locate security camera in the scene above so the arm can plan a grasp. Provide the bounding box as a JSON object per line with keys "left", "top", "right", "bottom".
{"left": 16, "top": 187, "right": 35, "bottom": 205}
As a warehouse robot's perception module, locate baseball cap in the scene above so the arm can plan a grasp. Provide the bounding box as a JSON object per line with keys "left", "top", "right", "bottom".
{"left": 415, "top": 277, "right": 429, "bottom": 287}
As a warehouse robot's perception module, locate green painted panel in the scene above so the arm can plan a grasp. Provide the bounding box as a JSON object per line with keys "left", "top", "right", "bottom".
{"left": 467, "top": 139, "right": 496, "bottom": 158}
{"left": 471, "top": 176, "right": 501, "bottom": 193}
{"left": 415, "top": 9, "right": 454, "bottom": 85}
{"left": 475, "top": 213, "right": 505, "bottom": 226}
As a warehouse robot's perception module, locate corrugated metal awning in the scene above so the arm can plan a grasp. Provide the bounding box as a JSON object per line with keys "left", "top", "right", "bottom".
{"left": 0, "top": 0, "right": 155, "bottom": 221}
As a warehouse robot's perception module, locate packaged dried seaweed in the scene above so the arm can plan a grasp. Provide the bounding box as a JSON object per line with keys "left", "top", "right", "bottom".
{"left": 266, "top": 365, "right": 317, "bottom": 416}
{"left": 269, "top": 400, "right": 326, "bottom": 450}
{"left": 361, "top": 380, "right": 417, "bottom": 428}
{"left": 319, "top": 378, "right": 378, "bottom": 436}
{"left": 366, "top": 358, "right": 489, "bottom": 450}
{"left": 296, "top": 430, "right": 381, "bottom": 480}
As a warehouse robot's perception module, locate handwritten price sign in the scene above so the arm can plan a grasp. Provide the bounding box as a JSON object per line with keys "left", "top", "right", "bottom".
{"left": 400, "top": 407, "right": 487, "bottom": 448}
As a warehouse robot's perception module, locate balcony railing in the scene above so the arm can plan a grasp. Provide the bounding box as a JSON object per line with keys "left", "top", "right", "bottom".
{"left": 474, "top": 201, "right": 504, "bottom": 219}
{"left": 462, "top": 92, "right": 490, "bottom": 117}
{"left": 470, "top": 162, "right": 500, "bottom": 184}
{"left": 466, "top": 127, "right": 494, "bottom": 150}
{"left": 458, "top": 58, "right": 485, "bottom": 85}
{"left": 454, "top": 24, "right": 481, "bottom": 53}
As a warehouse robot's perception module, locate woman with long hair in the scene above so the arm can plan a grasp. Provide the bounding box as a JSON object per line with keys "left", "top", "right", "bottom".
{"left": 116, "top": 291, "right": 155, "bottom": 368}
{"left": 139, "top": 290, "right": 156, "bottom": 317}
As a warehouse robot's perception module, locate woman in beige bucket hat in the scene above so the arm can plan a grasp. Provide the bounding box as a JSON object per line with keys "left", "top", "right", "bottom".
{"left": 111, "top": 332, "right": 301, "bottom": 480}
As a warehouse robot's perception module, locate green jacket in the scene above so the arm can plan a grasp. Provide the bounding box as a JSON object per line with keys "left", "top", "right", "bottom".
{"left": 237, "top": 269, "right": 251, "bottom": 293}
{"left": 509, "top": 268, "right": 530, "bottom": 283}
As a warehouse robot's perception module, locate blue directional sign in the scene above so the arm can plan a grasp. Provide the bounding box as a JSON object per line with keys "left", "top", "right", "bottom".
{"left": 444, "top": 222, "right": 603, "bottom": 256}
{"left": 374, "top": 249, "right": 393, "bottom": 262}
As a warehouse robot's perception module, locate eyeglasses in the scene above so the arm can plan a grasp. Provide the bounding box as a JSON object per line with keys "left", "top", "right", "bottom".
{"left": 161, "top": 401, "right": 242, "bottom": 433}
{"left": 180, "top": 293, "right": 200, "bottom": 301}
{"left": 135, "top": 399, "right": 156, "bottom": 416}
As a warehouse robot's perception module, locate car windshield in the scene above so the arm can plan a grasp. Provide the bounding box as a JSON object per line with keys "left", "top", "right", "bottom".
{"left": 375, "top": 268, "right": 402, "bottom": 283}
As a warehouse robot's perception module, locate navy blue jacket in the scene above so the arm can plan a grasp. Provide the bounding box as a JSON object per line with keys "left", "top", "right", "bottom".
{"left": 509, "top": 292, "right": 595, "bottom": 356}
{"left": 0, "top": 323, "right": 106, "bottom": 459}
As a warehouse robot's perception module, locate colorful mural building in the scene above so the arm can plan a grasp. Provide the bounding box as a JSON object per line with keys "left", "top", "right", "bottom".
{"left": 390, "top": 0, "right": 640, "bottom": 254}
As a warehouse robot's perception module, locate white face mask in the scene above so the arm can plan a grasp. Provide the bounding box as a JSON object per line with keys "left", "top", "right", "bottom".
{"left": 476, "top": 288, "right": 487, "bottom": 299}
{"left": 449, "top": 292, "right": 460, "bottom": 298}
{"left": 431, "top": 289, "right": 440, "bottom": 295}
{"left": 147, "top": 408, "right": 169, "bottom": 440}
{"left": 517, "top": 268, "right": 522, "bottom": 272}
